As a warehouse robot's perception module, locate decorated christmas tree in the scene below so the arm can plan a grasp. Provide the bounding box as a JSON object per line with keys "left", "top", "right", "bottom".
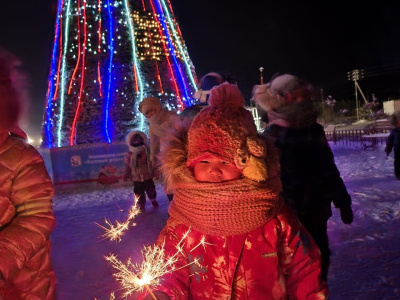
{"left": 42, "top": 0, "right": 197, "bottom": 148}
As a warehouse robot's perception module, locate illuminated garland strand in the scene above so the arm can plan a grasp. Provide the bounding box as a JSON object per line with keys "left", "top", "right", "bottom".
{"left": 105, "top": 0, "right": 114, "bottom": 143}
{"left": 70, "top": 0, "right": 88, "bottom": 145}
{"left": 44, "top": 0, "right": 63, "bottom": 148}
{"left": 159, "top": 0, "right": 197, "bottom": 99}
{"left": 97, "top": 0, "right": 103, "bottom": 97}
{"left": 123, "top": 0, "right": 145, "bottom": 131}
{"left": 147, "top": 27, "right": 164, "bottom": 93}
{"left": 68, "top": 0, "right": 82, "bottom": 94}
{"left": 149, "top": 0, "right": 180, "bottom": 101}
{"left": 57, "top": 0, "right": 72, "bottom": 147}
{"left": 153, "top": 0, "right": 187, "bottom": 107}
{"left": 164, "top": 0, "right": 198, "bottom": 84}
{"left": 53, "top": 21, "right": 64, "bottom": 105}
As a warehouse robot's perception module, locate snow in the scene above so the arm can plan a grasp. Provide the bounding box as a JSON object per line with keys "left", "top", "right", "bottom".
{"left": 50, "top": 142, "right": 400, "bottom": 300}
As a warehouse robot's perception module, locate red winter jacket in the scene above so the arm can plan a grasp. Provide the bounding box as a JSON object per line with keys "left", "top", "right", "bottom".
{"left": 0, "top": 131, "right": 56, "bottom": 299}
{"left": 138, "top": 204, "right": 328, "bottom": 300}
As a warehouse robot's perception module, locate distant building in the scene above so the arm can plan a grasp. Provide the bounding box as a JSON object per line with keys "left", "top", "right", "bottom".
{"left": 383, "top": 100, "right": 400, "bottom": 115}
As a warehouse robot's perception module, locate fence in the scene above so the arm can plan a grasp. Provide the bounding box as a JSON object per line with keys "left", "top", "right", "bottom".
{"left": 327, "top": 128, "right": 390, "bottom": 147}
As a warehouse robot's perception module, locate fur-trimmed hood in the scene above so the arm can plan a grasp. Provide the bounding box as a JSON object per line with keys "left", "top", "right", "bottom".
{"left": 158, "top": 118, "right": 281, "bottom": 193}
{"left": 126, "top": 130, "right": 148, "bottom": 150}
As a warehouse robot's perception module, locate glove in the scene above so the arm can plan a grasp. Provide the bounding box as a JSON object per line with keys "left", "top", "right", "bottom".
{"left": 340, "top": 205, "right": 354, "bottom": 224}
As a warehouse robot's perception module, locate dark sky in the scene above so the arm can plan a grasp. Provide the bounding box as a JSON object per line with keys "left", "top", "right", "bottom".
{"left": 1, "top": 0, "right": 400, "bottom": 137}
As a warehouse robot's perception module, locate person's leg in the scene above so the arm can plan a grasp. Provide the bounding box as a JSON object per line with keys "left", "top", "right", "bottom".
{"left": 302, "top": 222, "right": 330, "bottom": 281}
{"left": 133, "top": 181, "right": 146, "bottom": 211}
{"left": 394, "top": 153, "right": 400, "bottom": 179}
{"left": 144, "top": 178, "right": 158, "bottom": 208}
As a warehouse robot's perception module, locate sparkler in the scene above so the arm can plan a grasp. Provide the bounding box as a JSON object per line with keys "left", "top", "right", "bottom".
{"left": 105, "top": 228, "right": 210, "bottom": 299}
{"left": 95, "top": 195, "right": 141, "bottom": 242}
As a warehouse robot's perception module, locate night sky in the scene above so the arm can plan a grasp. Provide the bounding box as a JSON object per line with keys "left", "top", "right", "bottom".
{"left": 1, "top": 0, "right": 400, "bottom": 138}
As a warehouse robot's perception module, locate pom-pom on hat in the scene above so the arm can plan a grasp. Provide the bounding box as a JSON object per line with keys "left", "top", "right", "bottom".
{"left": 187, "top": 82, "right": 268, "bottom": 181}
{"left": 138, "top": 97, "right": 161, "bottom": 115}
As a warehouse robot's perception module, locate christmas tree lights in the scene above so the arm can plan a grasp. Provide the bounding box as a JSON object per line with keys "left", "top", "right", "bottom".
{"left": 42, "top": 0, "right": 197, "bottom": 148}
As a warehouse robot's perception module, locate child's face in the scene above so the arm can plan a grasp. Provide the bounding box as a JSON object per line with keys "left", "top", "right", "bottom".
{"left": 131, "top": 134, "right": 143, "bottom": 144}
{"left": 193, "top": 157, "right": 242, "bottom": 182}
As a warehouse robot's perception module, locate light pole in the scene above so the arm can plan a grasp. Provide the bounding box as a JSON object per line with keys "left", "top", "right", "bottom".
{"left": 259, "top": 67, "right": 264, "bottom": 84}
{"left": 347, "top": 69, "right": 364, "bottom": 120}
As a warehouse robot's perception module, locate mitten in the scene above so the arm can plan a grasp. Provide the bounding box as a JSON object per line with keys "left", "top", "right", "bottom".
{"left": 144, "top": 291, "right": 171, "bottom": 300}
{"left": 340, "top": 205, "right": 353, "bottom": 224}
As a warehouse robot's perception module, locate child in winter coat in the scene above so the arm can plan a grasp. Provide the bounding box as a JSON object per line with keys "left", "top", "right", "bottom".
{"left": 385, "top": 113, "right": 400, "bottom": 180}
{"left": 138, "top": 82, "right": 328, "bottom": 300}
{"left": 252, "top": 74, "right": 354, "bottom": 281}
{"left": 123, "top": 130, "right": 158, "bottom": 211}
{"left": 0, "top": 49, "right": 56, "bottom": 299}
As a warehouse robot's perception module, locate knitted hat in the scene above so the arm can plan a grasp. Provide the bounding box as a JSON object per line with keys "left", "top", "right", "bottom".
{"left": 251, "top": 74, "right": 314, "bottom": 112}
{"left": 193, "top": 72, "right": 224, "bottom": 103}
{"left": 0, "top": 49, "right": 21, "bottom": 130}
{"left": 187, "top": 82, "right": 268, "bottom": 182}
{"left": 138, "top": 97, "right": 161, "bottom": 115}
{"left": 199, "top": 72, "right": 223, "bottom": 90}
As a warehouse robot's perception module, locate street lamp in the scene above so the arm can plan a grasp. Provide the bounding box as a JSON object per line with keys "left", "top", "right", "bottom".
{"left": 259, "top": 67, "right": 264, "bottom": 84}
{"left": 347, "top": 69, "right": 364, "bottom": 120}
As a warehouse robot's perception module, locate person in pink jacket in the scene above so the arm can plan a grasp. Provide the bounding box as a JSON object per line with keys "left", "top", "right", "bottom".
{"left": 123, "top": 130, "right": 159, "bottom": 211}
{"left": 138, "top": 82, "right": 328, "bottom": 300}
{"left": 0, "top": 49, "right": 56, "bottom": 299}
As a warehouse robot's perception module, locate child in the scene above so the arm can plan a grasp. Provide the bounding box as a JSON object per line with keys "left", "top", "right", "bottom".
{"left": 252, "top": 74, "right": 353, "bottom": 281}
{"left": 123, "top": 130, "right": 158, "bottom": 211}
{"left": 139, "top": 82, "right": 328, "bottom": 299}
{"left": 385, "top": 113, "right": 400, "bottom": 180}
{"left": 0, "top": 49, "right": 56, "bottom": 299}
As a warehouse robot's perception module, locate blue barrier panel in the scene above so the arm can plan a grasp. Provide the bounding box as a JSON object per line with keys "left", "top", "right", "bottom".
{"left": 49, "top": 142, "right": 128, "bottom": 185}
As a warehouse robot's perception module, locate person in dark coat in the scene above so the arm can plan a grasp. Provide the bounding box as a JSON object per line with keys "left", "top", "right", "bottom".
{"left": 385, "top": 113, "right": 400, "bottom": 180}
{"left": 252, "top": 74, "right": 354, "bottom": 281}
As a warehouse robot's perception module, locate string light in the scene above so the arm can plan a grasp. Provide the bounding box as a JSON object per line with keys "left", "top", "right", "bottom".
{"left": 43, "top": 0, "right": 197, "bottom": 148}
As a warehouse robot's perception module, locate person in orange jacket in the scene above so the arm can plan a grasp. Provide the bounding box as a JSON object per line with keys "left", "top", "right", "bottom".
{"left": 138, "top": 83, "right": 328, "bottom": 300}
{"left": 0, "top": 49, "right": 56, "bottom": 299}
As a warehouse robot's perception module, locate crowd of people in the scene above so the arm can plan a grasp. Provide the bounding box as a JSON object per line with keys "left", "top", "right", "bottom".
{"left": 0, "top": 46, "right": 362, "bottom": 299}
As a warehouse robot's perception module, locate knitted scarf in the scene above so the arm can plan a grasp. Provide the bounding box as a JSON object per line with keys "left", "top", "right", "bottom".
{"left": 168, "top": 176, "right": 282, "bottom": 236}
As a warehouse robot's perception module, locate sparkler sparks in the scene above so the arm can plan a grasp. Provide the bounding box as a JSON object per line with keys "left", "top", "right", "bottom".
{"left": 105, "top": 228, "right": 209, "bottom": 298}
{"left": 95, "top": 195, "right": 141, "bottom": 242}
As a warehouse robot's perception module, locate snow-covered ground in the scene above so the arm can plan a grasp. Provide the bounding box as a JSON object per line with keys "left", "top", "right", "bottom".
{"left": 50, "top": 142, "right": 400, "bottom": 300}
